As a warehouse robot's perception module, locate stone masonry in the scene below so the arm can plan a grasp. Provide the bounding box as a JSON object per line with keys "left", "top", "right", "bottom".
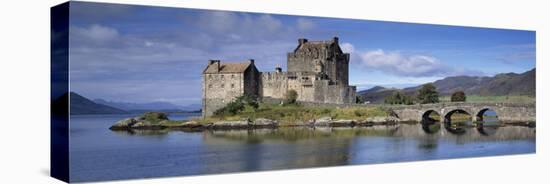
{"left": 202, "top": 37, "right": 356, "bottom": 117}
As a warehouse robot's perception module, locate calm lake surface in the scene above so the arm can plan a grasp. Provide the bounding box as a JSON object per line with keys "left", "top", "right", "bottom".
{"left": 69, "top": 113, "right": 536, "bottom": 182}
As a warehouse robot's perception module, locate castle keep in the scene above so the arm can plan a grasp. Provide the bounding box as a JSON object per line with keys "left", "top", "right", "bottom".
{"left": 202, "top": 37, "right": 356, "bottom": 117}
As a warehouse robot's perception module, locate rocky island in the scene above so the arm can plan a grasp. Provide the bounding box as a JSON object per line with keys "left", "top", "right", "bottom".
{"left": 109, "top": 108, "right": 401, "bottom": 132}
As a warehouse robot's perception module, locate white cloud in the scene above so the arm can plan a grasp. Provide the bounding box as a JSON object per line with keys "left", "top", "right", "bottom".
{"left": 72, "top": 24, "right": 119, "bottom": 44}
{"left": 197, "top": 11, "right": 238, "bottom": 33}
{"left": 296, "top": 18, "right": 315, "bottom": 31}
{"left": 340, "top": 42, "right": 355, "bottom": 53}
{"left": 359, "top": 49, "right": 445, "bottom": 77}
{"left": 194, "top": 11, "right": 287, "bottom": 42}
{"left": 344, "top": 43, "right": 482, "bottom": 77}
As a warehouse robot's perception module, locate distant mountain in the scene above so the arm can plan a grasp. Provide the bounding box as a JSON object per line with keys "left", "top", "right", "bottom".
{"left": 93, "top": 99, "right": 201, "bottom": 112}
{"left": 358, "top": 68, "right": 535, "bottom": 103}
{"left": 69, "top": 92, "right": 128, "bottom": 115}
{"left": 358, "top": 86, "right": 400, "bottom": 104}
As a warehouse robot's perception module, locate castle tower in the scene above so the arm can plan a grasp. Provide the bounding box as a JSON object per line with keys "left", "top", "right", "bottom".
{"left": 287, "top": 37, "right": 350, "bottom": 85}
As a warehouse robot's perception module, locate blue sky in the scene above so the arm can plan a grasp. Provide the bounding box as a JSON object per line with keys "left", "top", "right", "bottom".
{"left": 67, "top": 2, "right": 535, "bottom": 106}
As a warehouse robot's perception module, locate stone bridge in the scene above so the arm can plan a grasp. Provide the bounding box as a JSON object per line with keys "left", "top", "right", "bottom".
{"left": 387, "top": 102, "right": 535, "bottom": 123}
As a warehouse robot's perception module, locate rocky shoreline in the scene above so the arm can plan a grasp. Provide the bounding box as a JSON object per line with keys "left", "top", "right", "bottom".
{"left": 109, "top": 112, "right": 402, "bottom": 131}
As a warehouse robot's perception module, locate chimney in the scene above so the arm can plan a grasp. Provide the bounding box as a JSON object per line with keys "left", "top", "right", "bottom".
{"left": 208, "top": 60, "right": 216, "bottom": 65}
{"left": 298, "top": 38, "right": 308, "bottom": 45}
{"left": 248, "top": 59, "right": 254, "bottom": 65}
{"left": 333, "top": 36, "right": 339, "bottom": 44}
{"left": 208, "top": 60, "right": 220, "bottom": 72}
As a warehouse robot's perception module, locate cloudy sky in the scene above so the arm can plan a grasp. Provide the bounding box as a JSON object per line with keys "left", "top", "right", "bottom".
{"left": 68, "top": 1, "right": 535, "bottom": 106}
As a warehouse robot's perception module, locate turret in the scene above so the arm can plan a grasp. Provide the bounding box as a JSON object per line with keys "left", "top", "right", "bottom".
{"left": 298, "top": 38, "right": 308, "bottom": 45}
{"left": 275, "top": 64, "right": 282, "bottom": 73}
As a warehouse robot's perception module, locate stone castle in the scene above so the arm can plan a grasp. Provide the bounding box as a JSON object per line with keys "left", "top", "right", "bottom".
{"left": 202, "top": 37, "right": 356, "bottom": 117}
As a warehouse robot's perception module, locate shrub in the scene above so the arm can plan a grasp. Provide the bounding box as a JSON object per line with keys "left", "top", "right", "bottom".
{"left": 213, "top": 94, "right": 259, "bottom": 116}
{"left": 141, "top": 112, "right": 168, "bottom": 123}
{"left": 354, "top": 109, "right": 366, "bottom": 117}
{"left": 284, "top": 90, "right": 298, "bottom": 105}
{"left": 451, "top": 91, "right": 466, "bottom": 102}
{"left": 417, "top": 83, "right": 439, "bottom": 104}
{"left": 356, "top": 96, "right": 365, "bottom": 104}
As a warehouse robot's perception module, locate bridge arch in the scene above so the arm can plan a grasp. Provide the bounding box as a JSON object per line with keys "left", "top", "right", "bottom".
{"left": 420, "top": 109, "right": 442, "bottom": 134}
{"left": 443, "top": 108, "right": 473, "bottom": 124}
{"left": 421, "top": 109, "right": 441, "bottom": 122}
{"left": 475, "top": 107, "right": 499, "bottom": 122}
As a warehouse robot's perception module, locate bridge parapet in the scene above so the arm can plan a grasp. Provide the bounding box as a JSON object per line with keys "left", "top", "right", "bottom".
{"left": 385, "top": 102, "right": 535, "bottom": 123}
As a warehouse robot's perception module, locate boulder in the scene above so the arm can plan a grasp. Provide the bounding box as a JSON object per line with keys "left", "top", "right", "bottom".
{"left": 355, "top": 120, "right": 374, "bottom": 127}
{"left": 386, "top": 116, "right": 400, "bottom": 122}
{"left": 212, "top": 120, "right": 250, "bottom": 129}
{"left": 330, "top": 119, "right": 355, "bottom": 127}
{"left": 362, "top": 116, "right": 400, "bottom": 125}
{"left": 253, "top": 118, "right": 278, "bottom": 128}
{"left": 109, "top": 118, "right": 137, "bottom": 130}
{"left": 314, "top": 116, "right": 332, "bottom": 127}
{"left": 365, "top": 116, "right": 387, "bottom": 123}
{"left": 181, "top": 121, "right": 202, "bottom": 128}
{"left": 130, "top": 120, "right": 163, "bottom": 129}
{"left": 109, "top": 112, "right": 169, "bottom": 130}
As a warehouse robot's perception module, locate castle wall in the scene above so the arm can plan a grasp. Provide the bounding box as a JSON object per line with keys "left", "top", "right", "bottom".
{"left": 260, "top": 72, "right": 288, "bottom": 99}
{"left": 313, "top": 81, "right": 356, "bottom": 104}
{"left": 260, "top": 71, "right": 356, "bottom": 104}
{"left": 202, "top": 73, "right": 245, "bottom": 117}
{"left": 336, "top": 54, "right": 350, "bottom": 86}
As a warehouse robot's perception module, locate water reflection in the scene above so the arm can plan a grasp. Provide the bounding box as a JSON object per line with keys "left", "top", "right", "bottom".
{"left": 477, "top": 124, "right": 499, "bottom": 136}
{"left": 421, "top": 120, "right": 441, "bottom": 134}
{"left": 198, "top": 124, "right": 535, "bottom": 144}
{"left": 69, "top": 113, "right": 536, "bottom": 182}
{"left": 109, "top": 123, "right": 536, "bottom": 142}
{"left": 444, "top": 123, "right": 467, "bottom": 135}
{"left": 197, "top": 128, "right": 365, "bottom": 171}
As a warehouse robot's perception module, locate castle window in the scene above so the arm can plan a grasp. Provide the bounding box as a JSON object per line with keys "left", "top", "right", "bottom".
{"left": 208, "top": 84, "right": 212, "bottom": 88}
{"left": 221, "top": 75, "right": 224, "bottom": 79}
{"left": 231, "top": 84, "right": 235, "bottom": 88}
{"left": 231, "top": 74, "right": 234, "bottom": 79}
{"left": 221, "top": 84, "right": 225, "bottom": 88}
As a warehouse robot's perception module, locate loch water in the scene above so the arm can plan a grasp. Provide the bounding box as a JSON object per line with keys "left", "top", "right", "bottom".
{"left": 68, "top": 113, "right": 535, "bottom": 182}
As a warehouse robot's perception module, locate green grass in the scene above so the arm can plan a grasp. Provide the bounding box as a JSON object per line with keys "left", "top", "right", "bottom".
{"left": 196, "top": 103, "right": 388, "bottom": 125}
{"left": 439, "top": 95, "right": 535, "bottom": 103}
{"left": 159, "top": 120, "right": 186, "bottom": 127}
{"left": 140, "top": 112, "right": 169, "bottom": 124}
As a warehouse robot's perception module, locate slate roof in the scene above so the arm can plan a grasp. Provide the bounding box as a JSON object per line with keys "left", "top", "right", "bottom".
{"left": 203, "top": 61, "right": 251, "bottom": 74}
{"left": 293, "top": 38, "right": 343, "bottom": 54}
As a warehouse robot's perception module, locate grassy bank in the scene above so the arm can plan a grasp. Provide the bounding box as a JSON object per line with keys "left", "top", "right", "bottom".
{"left": 439, "top": 95, "right": 535, "bottom": 103}
{"left": 194, "top": 103, "right": 388, "bottom": 125}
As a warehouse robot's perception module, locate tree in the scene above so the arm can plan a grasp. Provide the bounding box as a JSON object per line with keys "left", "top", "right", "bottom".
{"left": 417, "top": 83, "right": 439, "bottom": 104}
{"left": 451, "top": 91, "right": 466, "bottom": 102}
{"left": 384, "top": 91, "right": 414, "bottom": 105}
{"left": 284, "top": 90, "right": 298, "bottom": 105}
